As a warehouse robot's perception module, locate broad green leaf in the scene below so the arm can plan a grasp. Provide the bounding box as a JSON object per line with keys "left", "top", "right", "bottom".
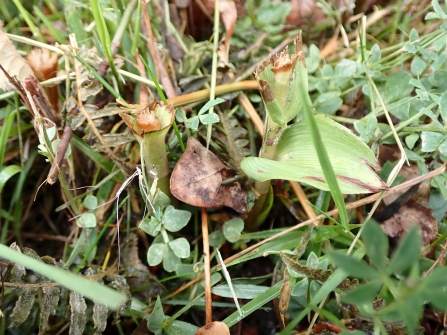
{"left": 241, "top": 115, "right": 386, "bottom": 194}
{"left": 164, "top": 319, "right": 199, "bottom": 335}
{"left": 341, "top": 280, "right": 383, "bottom": 305}
{"left": 0, "top": 244, "right": 125, "bottom": 310}
{"left": 306, "top": 44, "right": 320, "bottom": 73}
{"left": 424, "top": 268, "right": 447, "bottom": 310}
{"left": 370, "top": 44, "right": 381, "bottom": 63}
{"left": 405, "top": 134, "right": 419, "bottom": 149}
{"left": 185, "top": 116, "right": 199, "bottom": 131}
{"left": 148, "top": 296, "right": 164, "bottom": 335}
{"left": 314, "top": 91, "right": 343, "bottom": 115}
{"left": 212, "top": 284, "right": 269, "bottom": 299}
{"left": 162, "top": 206, "right": 191, "bottom": 232}
{"left": 383, "top": 71, "right": 413, "bottom": 104}
{"left": 139, "top": 217, "right": 161, "bottom": 237}
{"left": 362, "top": 220, "right": 388, "bottom": 271}
{"left": 147, "top": 243, "right": 167, "bottom": 266}
{"left": 307, "top": 252, "right": 319, "bottom": 268}
{"left": 291, "top": 278, "right": 308, "bottom": 297}
{"left": 387, "top": 225, "right": 421, "bottom": 274}
{"left": 162, "top": 247, "right": 181, "bottom": 272}
{"left": 411, "top": 57, "right": 427, "bottom": 76}
{"left": 421, "top": 132, "right": 445, "bottom": 152}
{"left": 432, "top": 0, "right": 447, "bottom": 19}
{"left": 198, "top": 98, "right": 225, "bottom": 115}
{"left": 168, "top": 238, "right": 190, "bottom": 258}
{"left": 0, "top": 165, "right": 21, "bottom": 194}
{"left": 83, "top": 195, "right": 98, "bottom": 210}
{"left": 76, "top": 213, "right": 97, "bottom": 228}
{"left": 329, "top": 252, "right": 381, "bottom": 280}
{"left": 199, "top": 112, "right": 220, "bottom": 125}
{"left": 223, "top": 218, "right": 244, "bottom": 243}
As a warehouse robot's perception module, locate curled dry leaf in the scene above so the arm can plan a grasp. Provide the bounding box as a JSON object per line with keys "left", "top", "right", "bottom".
{"left": 170, "top": 137, "right": 247, "bottom": 213}
{"left": 0, "top": 29, "right": 34, "bottom": 91}
{"left": 279, "top": 270, "right": 291, "bottom": 327}
{"left": 194, "top": 321, "right": 230, "bottom": 335}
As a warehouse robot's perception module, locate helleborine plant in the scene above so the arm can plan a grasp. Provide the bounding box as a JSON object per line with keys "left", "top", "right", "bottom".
{"left": 241, "top": 37, "right": 387, "bottom": 196}
{"left": 118, "top": 100, "right": 175, "bottom": 197}
{"left": 242, "top": 114, "right": 387, "bottom": 194}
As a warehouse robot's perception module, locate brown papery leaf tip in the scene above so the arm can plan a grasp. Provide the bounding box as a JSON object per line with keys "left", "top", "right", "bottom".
{"left": 26, "top": 49, "right": 58, "bottom": 81}
{"left": 136, "top": 110, "right": 161, "bottom": 132}
{"left": 194, "top": 321, "right": 230, "bottom": 335}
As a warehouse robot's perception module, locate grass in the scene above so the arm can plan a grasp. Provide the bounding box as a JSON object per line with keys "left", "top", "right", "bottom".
{"left": 1, "top": 0, "right": 447, "bottom": 334}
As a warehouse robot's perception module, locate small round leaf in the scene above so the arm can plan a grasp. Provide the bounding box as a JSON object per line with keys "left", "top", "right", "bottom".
{"left": 162, "top": 206, "right": 191, "bottom": 232}
{"left": 147, "top": 243, "right": 167, "bottom": 266}
{"left": 77, "top": 213, "right": 97, "bottom": 228}
{"left": 168, "top": 238, "right": 190, "bottom": 259}
{"left": 83, "top": 195, "right": 98, "bottom": 210}
{"left": 223, "top": 218, "right": 244, "bottom": 243}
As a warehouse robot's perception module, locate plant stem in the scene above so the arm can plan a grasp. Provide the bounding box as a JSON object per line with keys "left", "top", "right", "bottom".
{"left": 141, "top": 128, "right": 171, "bottom": 197}
{"left": 202, "top": 208, "right": 212, "bottom": 324}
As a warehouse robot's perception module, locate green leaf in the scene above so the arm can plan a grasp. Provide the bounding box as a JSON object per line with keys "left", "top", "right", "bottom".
{"left": 185, "top": 116, "right": 199, "bottom": 131}
{"left": 291, "top": 278, "right": 308, "bottom": 297}
{"left": 307, "top": 252, "right": 319, "bottom": 268}
{"left": 76, "top": 213, "right": 97, "bottom": 228}
{"left": 370, "top": 44, "right": 381, "bottom": 63}
{"left": 223, "top": 280, "right": 283, "bottom": 327}
{"left": 148, "top": 296, "right": 164, "bottom": 335}
{"left": 223, "top": 218, "right": 244, "bottom": 243}
{"left": 383, "top": 71, "right": 413, "bottom": 104}
{"left": 405, "top": 134, "right": 419, "bottom": 149}
{"left": 420, "top": 131, "right": 445, "bottom": 152}
{"left": 439, "top": 91, "right": 447, "bottom": 123}
{"left": 411, "top": 57, "right": 427, "bottom": 76}
{"left": 314, "top": 91, "right": 343, "bottom": 115}
{"left": 162, "top": 247, "right": 181, "bottom": 272}
{"left": 306, "top": 44, "right": 320, "bottom": 73}
{"left": 241, "top": 115, "right": 386, "bottom": 194}
{"left": 198, "top": 98, "right": 225, "bottom": 115}
{"left": 139, "top": 217, "right": 162, "bottom": 237}
{"left": 335, "top": 59, "right": 358, "bottom": 77}
{"left": 362, "top": 220, "right": 388, "bottom": 271}
{"left": 341, "top": 280, "right": 383, "bottom": 305}
{"left": 387, "top": 225, "right": 421, "bottom": 274}
{"left": 212, "top": 284, "right": 269, "bottom": 299}
{"left": 162, "top": 206, "right": 191, "bottom": 232}
{"left": 424, "top": 268, "right": 447, "bottom": 310}
{"left": 199, "top": 112, "right": 220, "bottom": 125}
{"left": 329, "top": 252, "right": 381, "bottom": 280}
{"left": 147, "top": 243, "right": 167, "bottom": 266}
{"left": 168, "top": 238, "right": 190, "bottom": 258}
{"left": 164, "top": 319, "right": 199, "bottom": 335}
{"left": 153, "top": 190, "right": 171, "bottom": 209}
{"left": 0, "top": 165, "right": 21, "bottom": 194}
{"left": 83, "top": 195, "right": 98, "bottom": 210}
{"left": 432, "top": 0, "right": 447, "bottom": 19}
{"left": 0, "top": 243, "right": 125, "bottom": 310}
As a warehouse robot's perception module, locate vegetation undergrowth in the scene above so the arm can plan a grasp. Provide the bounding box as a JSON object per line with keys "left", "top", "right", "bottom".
{"left": 1, "top": 0, "right": 447, "bottom": 334}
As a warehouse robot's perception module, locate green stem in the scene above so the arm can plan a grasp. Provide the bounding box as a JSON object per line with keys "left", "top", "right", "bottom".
{"left": 141, "top": 129, "right": 171, "bottom": 198}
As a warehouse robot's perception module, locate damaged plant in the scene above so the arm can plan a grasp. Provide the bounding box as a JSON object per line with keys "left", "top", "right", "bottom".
{"left": 241, "top": 35, "right": 387, "bottom": 229}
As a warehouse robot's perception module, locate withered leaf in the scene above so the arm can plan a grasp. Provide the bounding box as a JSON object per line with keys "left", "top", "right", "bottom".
{"left": 280, "top": 253, "right": 359, "bottom": 291}
{"left": 0, "top": 29, "right": 34, "bottom": 92}
{"left": 279, "top": 270, "right": 291, "bottom": 327}
{"left": 170, "top": 137, "right": 247, "bottom": 213}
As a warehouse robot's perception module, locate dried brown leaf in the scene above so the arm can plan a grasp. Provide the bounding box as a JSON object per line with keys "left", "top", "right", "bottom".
{"left": 279, "top": 270, "right": 291, "bottom": 327}
{"left": 0, "top": 29, "right": 34, "bottom": 91}
{"left": 170, "top": 137, "right": 247, "bottom": 212}
{"left": 280, "top": 253, "right": 359, "bottom": 291}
